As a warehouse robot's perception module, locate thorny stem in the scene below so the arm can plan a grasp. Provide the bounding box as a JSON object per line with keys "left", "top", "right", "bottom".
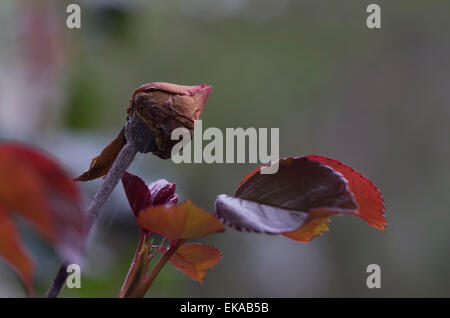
{"left": 45, "top": 115, "right": 155, "bottom": 298}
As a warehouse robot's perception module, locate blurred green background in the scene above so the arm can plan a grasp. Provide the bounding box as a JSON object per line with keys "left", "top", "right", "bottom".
{"left": 0, "top": 0, "right": 449, "bottom": 297}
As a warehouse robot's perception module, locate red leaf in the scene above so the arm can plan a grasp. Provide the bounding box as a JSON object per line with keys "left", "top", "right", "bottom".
{"left": 217, "top": 155, "right": 386, "bottom": 242}
{"left": 0, "top": 143, "right": 87, "bottom": 292}
{"left": 306, "top": 155, "right": 387, "bottom": 231}
{"left": 0, "top": 207, "right": 34, "bottom": 295}
{"left": 138, "top": 200, "right": 225, "bottom": 242}
{"left": 216, "top": 157, "right": 357, "bottom": 236}
{"left": 122, "top": 172, "right": 153, "bottom": 219}
{"left": 159, "top": 243, "right": 222, "bottom": 283}
{"left": 121, "top": 172, "right": 179, "bottom": 220}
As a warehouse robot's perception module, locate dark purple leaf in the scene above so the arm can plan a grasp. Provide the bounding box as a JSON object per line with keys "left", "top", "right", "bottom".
{"left": 122, "top": 172, "right": 153, "bottom": 218}
{"left": 122, "top": 172, "right": 179, "bottom": 223}
{"left": 215, "top": 157, "right": 357, "bottom": 234}
{"left": 215, "top": 195, "right": 308, "bottom": 233}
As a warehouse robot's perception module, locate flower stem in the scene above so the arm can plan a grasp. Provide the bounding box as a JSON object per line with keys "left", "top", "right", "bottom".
{"left": 134, "top": 239, "right": 185, "bottom": 298}
{"left": 117, "top": 232, "right": 148, "bottom": 298}
{"left": 46, "top": 135, "right": 138, "bottom": 298}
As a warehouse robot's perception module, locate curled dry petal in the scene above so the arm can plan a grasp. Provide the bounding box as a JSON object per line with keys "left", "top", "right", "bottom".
{"left": 75, "top": 128, "right": 127, "bottom": 181}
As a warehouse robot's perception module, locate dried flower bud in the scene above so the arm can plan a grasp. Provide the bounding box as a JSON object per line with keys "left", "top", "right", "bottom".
{"left": 126, "top": 82, "right": 211, "bottom": 159}
{"left": 75, "top": 82, "right": 211, "bottom": 181}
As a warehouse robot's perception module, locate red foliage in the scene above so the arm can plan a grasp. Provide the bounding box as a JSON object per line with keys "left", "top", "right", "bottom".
{"left": 0, "top": 143, "right": 86, "bottom": 294}
{"left": 217, "top": 155, "right": 386, "bottom": 242}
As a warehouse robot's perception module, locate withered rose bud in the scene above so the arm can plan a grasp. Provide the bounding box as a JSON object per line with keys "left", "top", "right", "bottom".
{"left": 126, "top": 82, "right": 211, "bottom": 159}
{"left": 75, "top": 82, "right": 211, "bottom": 181}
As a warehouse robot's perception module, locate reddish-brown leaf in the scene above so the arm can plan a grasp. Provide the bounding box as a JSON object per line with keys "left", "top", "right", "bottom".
{"left": 306, "top": 155, "right": 387, "bottom": 231}
{"left": 0, "top": 148, "right": 53, "bottom": 239}
{"left": 0, "top": 207, "right": 34, "bottom": 295}
{"left": 218, "top": 155, "right": 386, "bottom": 242}
{"left": 216, "top": 157, "right": 357, "bottom": 237}
{"left": 121, "top": 172, "right": 179, "bottom": 220}
{"left": 159, "top": 243, "right": 222, "bottom": 283}
{"left": 75, "top": 127, "right": 127, "bottom": 181}
{"left": 137, "top": 200, "right": 225, "bottom": 242}
{"left": 122, "top": 172, "right": 153, "bottom": 219}
{"left": 0, "top": 143, "right": 86, "bottom": 292}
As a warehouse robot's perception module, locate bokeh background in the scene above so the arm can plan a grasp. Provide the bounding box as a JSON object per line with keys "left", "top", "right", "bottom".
{"left": 1, "top": 0, "right": 449, "bottom": 297}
